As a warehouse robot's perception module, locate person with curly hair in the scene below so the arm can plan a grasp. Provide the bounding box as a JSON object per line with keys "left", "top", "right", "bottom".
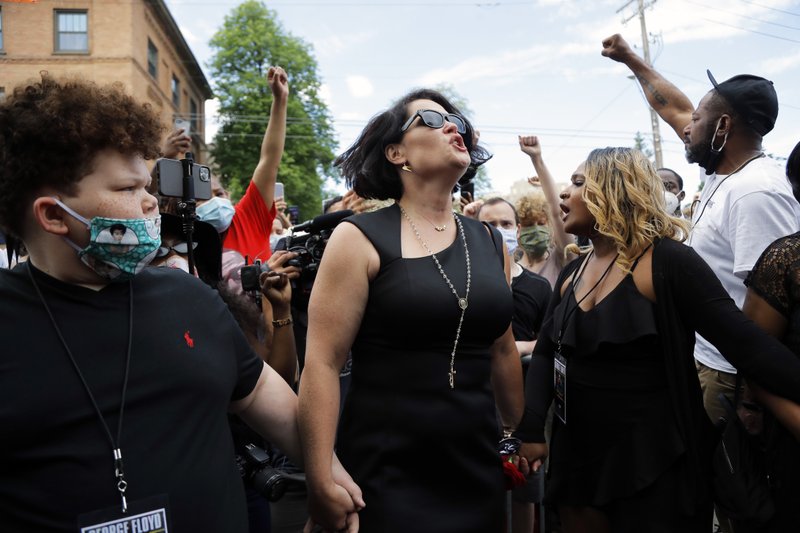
{"left": 299, "top": 88, "right": 526, "bottom": 532}
{"left": 515, "top": 147, "right": 800, "bottom": 532}
{"left": 0, "top": 74, "right": 359, "bottom": 532}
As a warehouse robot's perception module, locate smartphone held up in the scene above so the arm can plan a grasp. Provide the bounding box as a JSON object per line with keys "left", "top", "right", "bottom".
{"left": 173, "top": 117, "right": 191, "bottom": 136}
{"left": 157, "top": 156, "right": 212, "bottom": 200}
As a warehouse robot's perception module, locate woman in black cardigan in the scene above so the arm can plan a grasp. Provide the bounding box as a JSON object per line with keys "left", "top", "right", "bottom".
{"left": 515, "top": 146, "right": 800, "bottom": 533}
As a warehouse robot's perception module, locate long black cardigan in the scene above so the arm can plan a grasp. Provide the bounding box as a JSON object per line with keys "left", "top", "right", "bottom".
{"left": 516, "top": 237, "right": 800, "bottom": 513}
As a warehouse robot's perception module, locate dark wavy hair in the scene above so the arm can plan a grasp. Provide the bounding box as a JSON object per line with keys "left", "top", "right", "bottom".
{"left": 334, "top": 88, "right": 491, "bottom": 200}
{"left": 0, "top": 74, "right": 163, "bottom": 238}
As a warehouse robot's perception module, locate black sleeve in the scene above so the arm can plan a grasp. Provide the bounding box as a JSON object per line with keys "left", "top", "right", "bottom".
{"left": 510, "top": 274, "right": 552, "bottom": 342}
{"left": 667, "top": 242, "right": 800, "bottom": 403}
{"left": 745, "top": 235, "right": 799, "bottom": 319}
{"left": 514, "top": 260, "right": 580, "bottom": 442}
{"left": 199, "top": 277, "right": 264, "bottom": 401}
{"left": 481, "top": 221, "right": 505, "bottom": 270}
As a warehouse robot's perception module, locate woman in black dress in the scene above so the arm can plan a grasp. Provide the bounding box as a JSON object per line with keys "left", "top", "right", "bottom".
{"left": 516, "top": 147, "right": 800, "bottom": 533}
{"left": 741, "top": 140, "right": 800, "bottom": 533}
{"left": 298, "top": 89, "right": 526, "bottom": 532}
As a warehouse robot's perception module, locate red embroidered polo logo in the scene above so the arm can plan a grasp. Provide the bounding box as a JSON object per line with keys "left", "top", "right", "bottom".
{"left": 184, "top": 331, "right": 194, "bottom": 348}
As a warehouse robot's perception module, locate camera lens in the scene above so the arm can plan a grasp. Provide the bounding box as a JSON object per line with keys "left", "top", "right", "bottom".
{"left": 251, "top": 467, "right": 287, "bottom": 502}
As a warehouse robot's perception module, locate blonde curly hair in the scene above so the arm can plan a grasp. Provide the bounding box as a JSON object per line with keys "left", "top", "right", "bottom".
{"left": 580, "top": 147, "right": 689, "bottom": 270}
{"left": 516, "top": 192, "right": 549, "bottom": 227}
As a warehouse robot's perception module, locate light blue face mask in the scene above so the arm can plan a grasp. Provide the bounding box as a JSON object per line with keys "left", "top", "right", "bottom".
{"left": 497, "top": 226, "right": 518, "bottom": 255}
{"left": 196, "top": 197, "right": 235, "bottom": 233}
{"left": 54, "top": 198, "right": 161, "bottom": 282}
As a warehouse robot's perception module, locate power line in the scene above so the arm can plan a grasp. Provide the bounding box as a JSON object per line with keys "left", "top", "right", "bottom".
{"left": 735, "top": 0, "right": 800, "bottom": 18}
{"left": 550, "top": 84, "right": 635, "bottom": 155}
{"left": 700, "top": 16, "right": 800, "bottom": 43}
{"left": 680, "top": 0, "right": 800, "bottom": 32}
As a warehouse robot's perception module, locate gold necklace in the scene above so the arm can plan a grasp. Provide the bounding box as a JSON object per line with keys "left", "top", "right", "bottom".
{"left": 417, "top": 211, "right": 448, "bottom": 232}
{"left": 399, "top": 204, "right": 470, "bottom": 389}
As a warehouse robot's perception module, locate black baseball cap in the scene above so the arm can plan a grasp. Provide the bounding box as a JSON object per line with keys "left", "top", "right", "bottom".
{"left": 707, "top": 70, "right": 778, "bottom": 136}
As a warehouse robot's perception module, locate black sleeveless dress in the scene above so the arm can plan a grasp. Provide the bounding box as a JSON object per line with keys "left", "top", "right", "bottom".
{"left": 337, "top": 204, "right": 514, "bottom": 532}
{"left": 548, "top": 274, "right": 684, "bottom": 505}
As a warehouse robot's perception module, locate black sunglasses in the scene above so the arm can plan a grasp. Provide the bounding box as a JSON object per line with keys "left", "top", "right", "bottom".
{"left": 400, "top": 109, "right": 468, "bottom": 135}
{"left": 156, "top": 241, "right": 198, "bottom": 258}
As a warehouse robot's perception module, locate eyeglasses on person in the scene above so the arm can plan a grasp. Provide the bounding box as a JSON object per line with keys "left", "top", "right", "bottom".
{"left": 155, "top": 241, "right": 198, "bottom": 258}
{"left": 400, "top": 109, "right": 467, "bottom": 135}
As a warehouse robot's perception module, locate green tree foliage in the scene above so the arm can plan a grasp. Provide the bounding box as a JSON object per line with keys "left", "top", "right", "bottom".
{"left": 633, "top": 131, "right": 655, "bottom": 161}
{"left": 208, "top": 0, "right": 335, "bottom": 219}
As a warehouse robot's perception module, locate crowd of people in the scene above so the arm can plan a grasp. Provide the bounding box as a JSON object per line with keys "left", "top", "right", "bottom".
{"left": 1, "top": 32, "right": 800, "bottom": 533}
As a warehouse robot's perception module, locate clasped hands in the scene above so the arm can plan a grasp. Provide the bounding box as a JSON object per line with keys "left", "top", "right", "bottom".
{"left": 304, "top": 460, "right": 365, "bottom": 533}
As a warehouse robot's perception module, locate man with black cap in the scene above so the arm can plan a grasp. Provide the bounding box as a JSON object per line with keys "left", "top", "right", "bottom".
{"left": 600, "top": 35, "right": 800, "bottom": 421}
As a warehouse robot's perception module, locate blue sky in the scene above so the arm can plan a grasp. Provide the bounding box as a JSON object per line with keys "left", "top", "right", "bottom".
{"left": 165, "top": 0, "right": 800, "bottom": 202}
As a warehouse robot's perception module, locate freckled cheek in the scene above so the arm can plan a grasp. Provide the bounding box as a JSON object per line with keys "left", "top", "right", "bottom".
{"left": 95, "top": 195, "right": 147, "bottom": 220}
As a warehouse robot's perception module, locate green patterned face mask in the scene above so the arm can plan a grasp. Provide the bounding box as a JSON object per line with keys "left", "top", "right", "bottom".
{"left": 519, "top": 225, "right": 551, "bottom": 259}
{"left": 54, "top": 198, "right": 161, "bottom": 282}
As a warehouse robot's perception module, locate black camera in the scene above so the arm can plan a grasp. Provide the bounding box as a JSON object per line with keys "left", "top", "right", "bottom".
{"left": 271, "top": 209, "right": 353, "bottom": 305}
{"left": 273, "top": 232, "right": 323, "bottom": 284}
{"left": 235, "top": 443, "right": 290, "bottom": 502}
{"left": 240, "top": 260, "right": 270, "bottom": 293}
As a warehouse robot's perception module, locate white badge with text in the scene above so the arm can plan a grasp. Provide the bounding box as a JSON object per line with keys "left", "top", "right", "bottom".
{"left": 78, "top": 495, "right": 169, "bottom": 533}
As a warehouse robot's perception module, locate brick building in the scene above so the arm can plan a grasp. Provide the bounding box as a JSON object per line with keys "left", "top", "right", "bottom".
{"left": 0, "top": 0, "right": 212, "bottom": 160}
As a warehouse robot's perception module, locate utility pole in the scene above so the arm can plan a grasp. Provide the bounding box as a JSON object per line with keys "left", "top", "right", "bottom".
{"left": 618, "top": 0, "right": 663, "bottom": 168}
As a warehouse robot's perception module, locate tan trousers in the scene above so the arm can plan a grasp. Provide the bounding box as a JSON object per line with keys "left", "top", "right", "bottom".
{"left": 696, "top": 361, "right": 738, "bottom": 427}
{"left": 696, "top": 361, "right": 742, "bottom": 533}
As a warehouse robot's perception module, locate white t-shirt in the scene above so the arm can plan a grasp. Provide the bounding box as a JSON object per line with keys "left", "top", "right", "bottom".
{"left": 689, "top": 156, "right": 800, "bottom": 373}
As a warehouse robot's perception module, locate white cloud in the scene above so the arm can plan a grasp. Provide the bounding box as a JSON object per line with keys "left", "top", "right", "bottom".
{"left": 416, "top": 41, "right": 596, "bottom": 87}
{"left": 346, "top": 75, "right": 374, "bottom": 98}
{"left": 762, "top": 51, "right": 800, "bottom": 75}
{"left": 339, "top": 112, "right": 366, "bottom": 121}
{"left": 204, "top": 98, "right": 220, "bottom": 144}
{"left": 312, "top": 30, "right": 376, "bottom": 58}
{"left": 417, "top": 0, "right": 798, "bottom": 89}
{"left": 318, "top": 83, "right": 332, "bottom": 106}
{"left": 634, "top": 0, "right": 797, "bottom": 47}
{"left": 179, "top": 25, "right": 199, "bottom": 46}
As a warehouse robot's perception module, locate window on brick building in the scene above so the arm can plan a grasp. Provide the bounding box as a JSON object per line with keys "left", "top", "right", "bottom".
{"left": 0, "top": 8, "right": 4, "bottom": 52}
{"left": 171, "top": 76, "right": 180, "bottom": 108}
{"left": 147, "top": 39, "right": 158, "bottom": 79}
{"left": 54, "top": 10, "right": 88, "bottom": 53}
{"left": 190, "top": 98, "right": 198, "bottom": 133}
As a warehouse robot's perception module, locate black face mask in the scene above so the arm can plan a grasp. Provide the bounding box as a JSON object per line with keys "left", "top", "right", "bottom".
{"left": 698, "top": 118, "right": 728, "bottom": 175}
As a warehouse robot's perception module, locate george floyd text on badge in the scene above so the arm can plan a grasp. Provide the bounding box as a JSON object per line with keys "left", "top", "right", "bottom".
{"left": 81, "top": 508, "right": 167, "bottom": 533}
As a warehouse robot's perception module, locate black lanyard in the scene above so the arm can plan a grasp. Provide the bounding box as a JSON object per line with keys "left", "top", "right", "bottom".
{"left": 556, "top": 251, "right": 618, "bottom": 355}
{"left": 27, "top": 263, "right": 133, "bottom": 513}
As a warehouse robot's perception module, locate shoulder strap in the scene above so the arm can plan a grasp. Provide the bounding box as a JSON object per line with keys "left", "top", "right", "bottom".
{"left": 480, "top": 221, "right": 505, "bottom": 270}
{"left": 631, "top": 243, "right": 653, "bottom": 272}
{"left": 343, "top": 204, "right": 400, "bottom": 266}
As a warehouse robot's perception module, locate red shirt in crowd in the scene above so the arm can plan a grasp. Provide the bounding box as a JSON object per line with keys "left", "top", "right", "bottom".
{"left": 223, "top": 180, "right": 276, "bottom": 263}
